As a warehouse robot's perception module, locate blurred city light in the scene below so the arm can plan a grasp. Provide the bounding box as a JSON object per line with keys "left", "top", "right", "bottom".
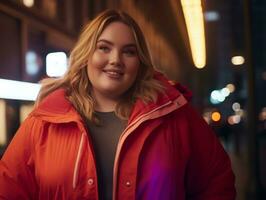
{"left": 210, "top": 86, "right": 232, "bottom": 104}
{"left": 203, "top": 111, "right": 212, "bottom": 124}
{"left": 262, "top": 72, "right": 266, "bottom": 80}
{"left": 210, "top": 97, "right": 219, "bottom": 104}
{"left": 211, "top": 90, "right": 220, "bottom": 100}
{"left": 210, "top": 90, "right": 220, "bottom": 104}
{"left": 232, "top": 102, "right": 241, "bottom": 111}
{"left": 231, "top": 56, "right": 245, "bottom": 65}
{"left": 0, "top": 79, "right": 40, "bottom": 101}
{"left": 228, "top": 115, "right": 241, "bottom": 125}
{"left": 46, "top": 52, "right": 68, "bottom": 77}
{"left": 210, "top": 90, "right": 223, "bottom": 104}
{"left": 226, "top": 83, "right": 235, "bottom": 93}
{"left": 211, "top": 111, "right": 221, "bottom": 122}
{"left": 227, "top": 116, "right": 234, "bottom": 125}
{"left": 181, "top": 0, "right": 206, "bottom": 69}
{"left": 235, "top": 109, "right": 245, "bottom": 118}
{"left": 259, "top": 107, "right": 266, "bottom": 121}
{"left": 217, "top": 94, "right": 225, "bottom": 102}
{"left": 23, "top": 0, "right": 34, "bottom": 7}
{"left": 221, "top": 88, "right": 230, "bottom": 97}
{"left": 204, "top": 11, "right": 220, "bottom": 22}
{"left": 26, "top": 51, "right": 40, "bottom": 75}
{"left": 203, "top": 116, "right": 210, "bottom": 124}
{"left": 0, "top": 100, "right": 7, "bottom": 146}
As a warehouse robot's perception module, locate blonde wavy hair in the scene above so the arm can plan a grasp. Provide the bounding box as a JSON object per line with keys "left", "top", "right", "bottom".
{"left": 36, "top": 9, "right": 163, "bottom": 122}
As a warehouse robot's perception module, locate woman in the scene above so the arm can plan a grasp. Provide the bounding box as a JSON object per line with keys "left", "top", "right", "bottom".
{"left": 0, "top": 9, "right": 236, "bottom": 199}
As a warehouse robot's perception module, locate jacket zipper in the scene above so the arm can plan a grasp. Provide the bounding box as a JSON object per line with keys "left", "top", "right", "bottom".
{"left": 71, "top": 94, "right": 187, "bottom": 198}
{"left": 73, "top": 133, "right": 85, "bottom": 189}
{"left": 112, "top": 94, "right": 187, "bottom": 199}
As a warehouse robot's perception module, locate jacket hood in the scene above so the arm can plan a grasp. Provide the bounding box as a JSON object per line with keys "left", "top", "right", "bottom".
{"left": 172, "top": 83, "right": 192, "bottom": 102}
{"left": 31, "top": 89, "right": 82, "bottom": 124}
{"left": 154, "top": 71, "right": 192, "bottom": 101}
{"left": 127, "top": 72, "right": 192, "bottom": 123}
{"left": 31, "top": 72, "right": 192, "bottom": 124}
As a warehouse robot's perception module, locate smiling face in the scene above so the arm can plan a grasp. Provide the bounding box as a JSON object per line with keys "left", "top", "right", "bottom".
{"left": 87, "top": 21, "right": 140, "bottom": 103}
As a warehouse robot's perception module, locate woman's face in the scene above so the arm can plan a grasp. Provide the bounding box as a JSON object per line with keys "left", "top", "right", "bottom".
{"left": 87, "top": 22, "right": 140, "bottom": 101}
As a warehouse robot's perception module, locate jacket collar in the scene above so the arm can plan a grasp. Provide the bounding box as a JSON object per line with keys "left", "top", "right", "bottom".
{"left": 31, "top": 73, "right": 192, "bottom": 124}
{"left": 127, "top": 72, "right": 191, "bottom": 124}
{"left": 31, "top": 89, "right": 82, "bottom": 124}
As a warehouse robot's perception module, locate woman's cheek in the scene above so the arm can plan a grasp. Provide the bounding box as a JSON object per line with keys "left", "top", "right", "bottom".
{"left": 128, "top": 59, "right": 140, "bottom": 74}
{"left": 91, "top": 52, "right": 108, "bottom": 67}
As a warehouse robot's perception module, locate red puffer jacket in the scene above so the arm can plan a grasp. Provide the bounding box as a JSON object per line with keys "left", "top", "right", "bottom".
{"left": 0, "top": 76, "right": 236, "bottom": 200}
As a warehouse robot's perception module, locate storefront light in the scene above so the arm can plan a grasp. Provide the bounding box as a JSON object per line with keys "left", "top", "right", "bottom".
{"left": 0, "top": 79, "right": 40, "bottom": 101}
{"left": 46, "top": 52, "right": 68, "bottom": 77}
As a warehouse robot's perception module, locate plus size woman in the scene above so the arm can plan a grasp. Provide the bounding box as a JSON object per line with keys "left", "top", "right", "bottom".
{"left": 0, "top": 9, "right": 236, "bottom": 200}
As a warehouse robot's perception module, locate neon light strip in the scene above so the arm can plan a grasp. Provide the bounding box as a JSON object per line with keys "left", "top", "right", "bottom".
{"left": 0, "top": 78, "right": 40, "bottom": 101}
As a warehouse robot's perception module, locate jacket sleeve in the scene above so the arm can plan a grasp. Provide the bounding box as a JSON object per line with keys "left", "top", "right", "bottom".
{"left": 0, "top": 116, "right": 39, "bottom": 200}
{"left": 185, "top": 105, "right": 236, "bottom": 200}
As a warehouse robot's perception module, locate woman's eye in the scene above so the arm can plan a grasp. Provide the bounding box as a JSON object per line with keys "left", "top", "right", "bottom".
{"left": 124, "top": 49, "right": 137, "bottom": 56}
{"left": 98, "top": 46, "right": 110, "bottom": 52}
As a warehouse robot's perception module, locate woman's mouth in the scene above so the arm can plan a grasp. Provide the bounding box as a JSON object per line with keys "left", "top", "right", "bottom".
{"left": 103, "top": 69, "right": 124, "bottom": 79}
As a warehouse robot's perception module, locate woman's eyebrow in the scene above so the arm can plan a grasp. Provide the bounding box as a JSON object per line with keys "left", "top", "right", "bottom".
{"left": 124, "top": 44, "right": 137, "bottom": 48}
{"left": 97, "top": 39, "right": 136, "bottom": 48}
{"left": 97, "top": 39, "right": 113, "bottom": 45}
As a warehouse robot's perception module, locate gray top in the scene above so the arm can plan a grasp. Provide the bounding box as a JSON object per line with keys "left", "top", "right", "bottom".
{"left": 86, "top": 111, "right": 127, "bottom": 200}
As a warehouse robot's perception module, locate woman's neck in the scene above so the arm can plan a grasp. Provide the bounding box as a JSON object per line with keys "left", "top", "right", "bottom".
{"left": 92, "top": 90, "right": 120, "bottom": 112}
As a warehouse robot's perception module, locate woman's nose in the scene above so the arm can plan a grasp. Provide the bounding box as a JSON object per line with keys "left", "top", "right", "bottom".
{"left": 109, "top": 50, "right": 121, "bottom": 66}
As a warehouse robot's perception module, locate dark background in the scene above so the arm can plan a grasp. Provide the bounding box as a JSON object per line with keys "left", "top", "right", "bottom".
{"left": 0, "top": 0, "right": 265, "bottom": 199}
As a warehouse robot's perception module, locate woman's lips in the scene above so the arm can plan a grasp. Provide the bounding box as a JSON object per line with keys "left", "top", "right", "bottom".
{"left": 103, "top": 69, "right": 124, "bottom": 79}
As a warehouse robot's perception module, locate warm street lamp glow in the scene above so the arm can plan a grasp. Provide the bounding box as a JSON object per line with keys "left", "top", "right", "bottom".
{"left": 226, "top": 83, "right": 235, "bottom": 93}
{"left": 211, "top": 111, "right": 221, "bottom": 122}
{"left": 23, "top": 0, "right": 34, "bottom": 7}
{"left": 231, "top": 56, "right": 245, "bottom": 65}
{"left": 181, "top": 0, "right": 206, "bottom": 69}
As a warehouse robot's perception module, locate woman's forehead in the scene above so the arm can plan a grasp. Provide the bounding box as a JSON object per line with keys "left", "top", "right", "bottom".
{"left": 98, "top": 22, "right": 137, "bottom": 45}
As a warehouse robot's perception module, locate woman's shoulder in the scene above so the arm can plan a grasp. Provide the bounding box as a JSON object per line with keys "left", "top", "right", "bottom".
{"left": 36, "top": 89, "right": 70, "bottom": 113}
{"left": 153, "top": 71, "right": 193, "bottom": 101}
{"left": 27, "top": 88, "right": 80, "bottom": 124}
